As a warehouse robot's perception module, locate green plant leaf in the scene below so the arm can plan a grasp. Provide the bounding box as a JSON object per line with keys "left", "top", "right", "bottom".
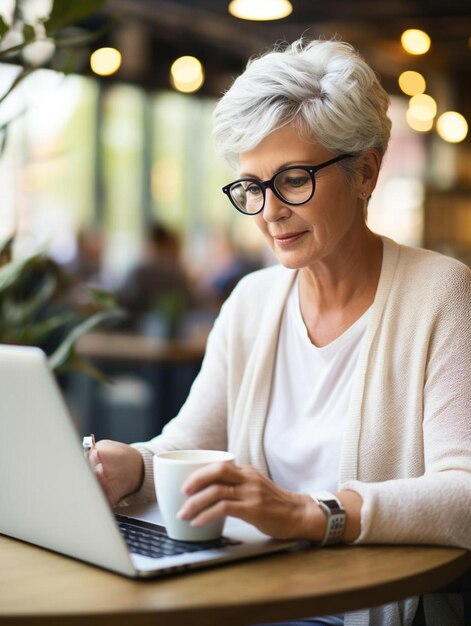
{"left": 0, "top": 253, "right": 43, "bottom": 294}
{"left": 54, "top": 350, "right": 114, "bottom": 384}
{"left": 3, "top": 273, "right": 58, "bottom": 322}
{"left": 0, "top": 235, "right": 14, "bottom": 266}
{"left": 0, "top": 312, "right": 75, "bottom": 345}
{"left": 87, "top": 287, "right": 119, "bottom": 310}
{"left": 0, "top": 15, "right": 9, "bottom": 39}
{"left": 45, "top": 0, "right": 107, "bottom": 35}
{"left": 48, "top": 307, "right": 126, "bottom": 370}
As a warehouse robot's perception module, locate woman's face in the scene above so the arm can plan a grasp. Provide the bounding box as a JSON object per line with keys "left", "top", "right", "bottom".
{"left": 238, "top": 126, "right": 367, "bottom": 271}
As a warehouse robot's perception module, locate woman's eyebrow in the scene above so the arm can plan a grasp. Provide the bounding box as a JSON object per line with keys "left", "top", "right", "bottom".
{"left": 239, "top": 162, "right": 306, "bottom": 179}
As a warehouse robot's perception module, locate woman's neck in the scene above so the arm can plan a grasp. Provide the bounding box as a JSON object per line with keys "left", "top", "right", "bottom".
{"left": 298, "top": 230, "right": 383, "bottom": 347}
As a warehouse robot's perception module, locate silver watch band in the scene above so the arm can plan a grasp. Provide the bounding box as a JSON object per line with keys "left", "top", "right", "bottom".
{"left": 310, "top": 491, "right": 346, "bottom": 546}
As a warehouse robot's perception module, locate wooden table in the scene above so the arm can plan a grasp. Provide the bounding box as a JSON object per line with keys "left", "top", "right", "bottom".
{"left": 76, "top": 332, "right": 207, "bottom": 365}
{"left": 1, "top": 534, "right": 469, "bottom": 626}
{"left": 72, "top": 332, "right": 208, "bottom": 440}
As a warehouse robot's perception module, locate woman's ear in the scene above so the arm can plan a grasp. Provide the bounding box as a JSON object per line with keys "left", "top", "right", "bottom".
{"left": 356, "top": 149, "right": 381, "bottom": 199}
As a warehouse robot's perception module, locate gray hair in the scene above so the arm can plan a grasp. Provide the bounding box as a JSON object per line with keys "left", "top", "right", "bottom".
{"left": 213, "top": 38, "right": 392, "bottom": 175}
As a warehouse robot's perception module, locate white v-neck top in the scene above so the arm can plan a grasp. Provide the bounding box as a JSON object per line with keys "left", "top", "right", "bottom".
{"left": 264, "top": 278, "right": 370, "bottom": 493}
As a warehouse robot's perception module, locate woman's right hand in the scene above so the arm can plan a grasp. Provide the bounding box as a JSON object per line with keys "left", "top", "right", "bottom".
{"left": 88, "top": 439, "right": 144, "bottom": 507}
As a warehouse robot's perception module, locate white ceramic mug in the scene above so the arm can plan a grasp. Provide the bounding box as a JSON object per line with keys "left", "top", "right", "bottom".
{"left": 153, "top": 449, "right": 235, "bottom": 541}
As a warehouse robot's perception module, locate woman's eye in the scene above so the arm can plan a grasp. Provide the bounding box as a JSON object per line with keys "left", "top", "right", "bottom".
{"left": 276, "top": 170, "right": 310, "bottom": 190}
{"left": 245, "top": 183, "right": 262, "bottom": 196}
{"left": 286, "top": 175, "right": 309, "bottom": 188}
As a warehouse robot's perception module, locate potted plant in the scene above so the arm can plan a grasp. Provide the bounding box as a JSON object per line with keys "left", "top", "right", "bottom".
{"left": 0, "top": 235, "right": 125, "bottom": 380}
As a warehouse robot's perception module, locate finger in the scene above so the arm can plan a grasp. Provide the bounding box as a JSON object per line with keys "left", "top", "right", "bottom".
{"left": 227, "top": 484, "right": 236, "bottom": 499}
{"left": 178, "top": 482, "right": 239, "bottom": 521}
{"left": 188, "top": 499, "right": 245, "bottom": 528}
{"left": 182, "top": 462, "right": 243, "bottom": 495}
{"left": 92, "top": 463, "right": 119, "bottom": 506}
{"left": 88, "top": 448, "right": 101, "bottom": 469}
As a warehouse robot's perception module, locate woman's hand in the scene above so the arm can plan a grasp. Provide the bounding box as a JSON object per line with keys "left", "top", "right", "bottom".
{"left": 177, "top": 462, "right": 327, "bottom": 541}
{"left": 88, "top": 439, "right": 144, "bottom": 507}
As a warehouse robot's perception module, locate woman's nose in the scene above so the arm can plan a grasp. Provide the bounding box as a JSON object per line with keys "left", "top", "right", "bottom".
{"left": 262, "top": 189, "right": 290, "bottom": 222}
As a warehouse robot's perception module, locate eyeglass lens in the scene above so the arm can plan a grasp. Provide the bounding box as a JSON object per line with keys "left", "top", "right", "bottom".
{"left": 229, "top": 168, "right": 314, "bottom": 214}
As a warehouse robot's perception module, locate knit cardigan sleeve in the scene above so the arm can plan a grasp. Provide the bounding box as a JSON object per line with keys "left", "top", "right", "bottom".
{"left": 342, "top": 250, "right": 471, "bottom": 550}
{"left": 125, "top": 295, "right": 233, "bottom": 502}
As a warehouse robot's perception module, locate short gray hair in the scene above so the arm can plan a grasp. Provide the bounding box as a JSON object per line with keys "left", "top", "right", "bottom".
{"left": 213, "top": 38, "right": 392, "bottom": 173}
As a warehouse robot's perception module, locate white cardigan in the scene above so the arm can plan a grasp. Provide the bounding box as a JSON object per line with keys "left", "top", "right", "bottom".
{"left": 132, "top": 236, "right": 471, "bottom": 625}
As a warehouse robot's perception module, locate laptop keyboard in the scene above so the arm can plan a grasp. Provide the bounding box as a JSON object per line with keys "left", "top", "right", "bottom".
{"left": 115, "top": 514, "right": 240, "bottom": 559}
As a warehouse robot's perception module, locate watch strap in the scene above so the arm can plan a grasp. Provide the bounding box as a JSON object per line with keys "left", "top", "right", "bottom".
{"left": 310, "top": 491, "right": 346, "bottom": 546}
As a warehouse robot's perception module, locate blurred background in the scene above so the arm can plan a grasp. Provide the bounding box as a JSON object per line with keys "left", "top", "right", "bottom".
{"left": 1, "top": 0, "right": 470, "bottom": 441}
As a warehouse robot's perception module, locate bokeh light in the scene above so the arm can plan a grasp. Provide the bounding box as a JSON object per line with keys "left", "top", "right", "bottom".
{"left": 406, "top": 108, "right": 433, "bottom": 132}
{"left": 90, "top": 47, "right": 122, "bottom": 76}
{"left": 228, "top": 0, "right": 292, "bottom": 21}
{"left": 398, "top": 71, "right": 426, "bottom": 96}
{"left": 436, "top": 112, "right": 468, "bottom": 143}
{"left": 401, "top": 29, "right": 431, "bottom": 55}
{"left": 170, "top": 56, "right": 204, "bottom": 93}
{"left": 408, "top": 94, "right": 437, "bottom": 122}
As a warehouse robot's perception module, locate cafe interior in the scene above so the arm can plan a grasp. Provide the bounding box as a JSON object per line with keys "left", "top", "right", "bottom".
{"left": 1, "top": 0, "right": 470, "bottom": 443}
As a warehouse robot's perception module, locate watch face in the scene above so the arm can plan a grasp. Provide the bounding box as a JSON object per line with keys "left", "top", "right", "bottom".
{"left": 312, "top": 494, "right": 346, "bottom": 545}
{"left": 322, "top": 499, "right": 342, "bottom": 513}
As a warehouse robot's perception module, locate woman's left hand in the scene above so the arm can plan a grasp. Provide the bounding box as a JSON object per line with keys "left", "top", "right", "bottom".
{"left": 177, "top": 462, "right": 323, "bottom": 541}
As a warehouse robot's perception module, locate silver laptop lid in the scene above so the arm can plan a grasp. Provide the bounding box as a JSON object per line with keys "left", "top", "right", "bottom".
{"left": 0, "top": 344, "right": 135, "bottom": 577}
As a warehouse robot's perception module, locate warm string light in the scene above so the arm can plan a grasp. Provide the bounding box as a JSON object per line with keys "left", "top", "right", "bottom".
{"left": 170, "top": 56, "right": 204, "bottom": 93}
{"left": 399, "top": 30, "right": 468, "bottom": 142}
{"left": 90, "top": 47, "right": 122, "bottom": 76}
{"left": 401, "top": 29, "right": 431, "bottom": 55}
{"left": 436, "top": 112, "right": 468, "bottom": 143}
{"left": 406, "top": 109, "right": 433, "bottom": 133}
{"left": 408, "top": 94, "right": 437, "bottom": 122}
{"left": 89, "top": 47, "right": 206, "bottom": 94}
{"left": 398, "top": 71, "right": 426, "bottom": 96}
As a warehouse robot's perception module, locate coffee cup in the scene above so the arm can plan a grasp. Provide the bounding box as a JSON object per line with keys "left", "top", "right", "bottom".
{"left": 153, "top": 449, "right": 235, "bottom": 541}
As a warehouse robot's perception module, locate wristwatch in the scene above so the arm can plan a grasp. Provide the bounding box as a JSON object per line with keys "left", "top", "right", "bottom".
{"left": 310, "top": 491, "right": 346, "bottom": 546}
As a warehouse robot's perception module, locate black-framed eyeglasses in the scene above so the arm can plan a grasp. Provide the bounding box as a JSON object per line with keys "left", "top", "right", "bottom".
{"left": 222, "top": 153, "right": 355, "bottom": 215}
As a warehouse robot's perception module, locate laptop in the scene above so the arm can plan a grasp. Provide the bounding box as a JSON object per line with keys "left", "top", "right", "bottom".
{"left": 0, "top": 344, "right": 306, "bottom": 578}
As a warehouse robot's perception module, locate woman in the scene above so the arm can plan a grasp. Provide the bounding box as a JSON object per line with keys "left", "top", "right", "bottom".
{"left": 91, "top": 39, "right": 471, "bottom": 626}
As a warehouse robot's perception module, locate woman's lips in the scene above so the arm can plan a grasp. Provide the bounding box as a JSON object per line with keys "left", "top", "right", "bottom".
{"left": 273, "top": 231, "right": 307, "bottom": 246}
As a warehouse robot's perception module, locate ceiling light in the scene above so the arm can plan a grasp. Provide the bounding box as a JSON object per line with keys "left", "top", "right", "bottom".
{"left": 170, "top": 56, "right": 204, "bottom": 93}
{"left": 408, "top": 94, "right": 437, "bottom": 121}
{"left": 436, "top": 112, "right": 468, "bottom": 143}
{"left": 90, "top": 47, "right": 122, "bottom": 76}
{"left": 398, "top": 71, "right": 426, "bottom": 96}
{"left": 401, "top": 29, "right": 431, "bottom": 55}
{"left": 228, "top": 0, "right": 293, "bottom": 21}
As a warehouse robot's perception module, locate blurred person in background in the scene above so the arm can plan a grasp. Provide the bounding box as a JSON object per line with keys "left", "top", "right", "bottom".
{"left": 89, "top": 39, "right": 471, "bottom": 626}
{"left": 195, "top": 230, "right": 262, "bottom": 309}
{"left": 67, "top": 226, "right": 104, "bottom": 286}
{"left": 116, "top": 222, "right": 193, "bottom": 338}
